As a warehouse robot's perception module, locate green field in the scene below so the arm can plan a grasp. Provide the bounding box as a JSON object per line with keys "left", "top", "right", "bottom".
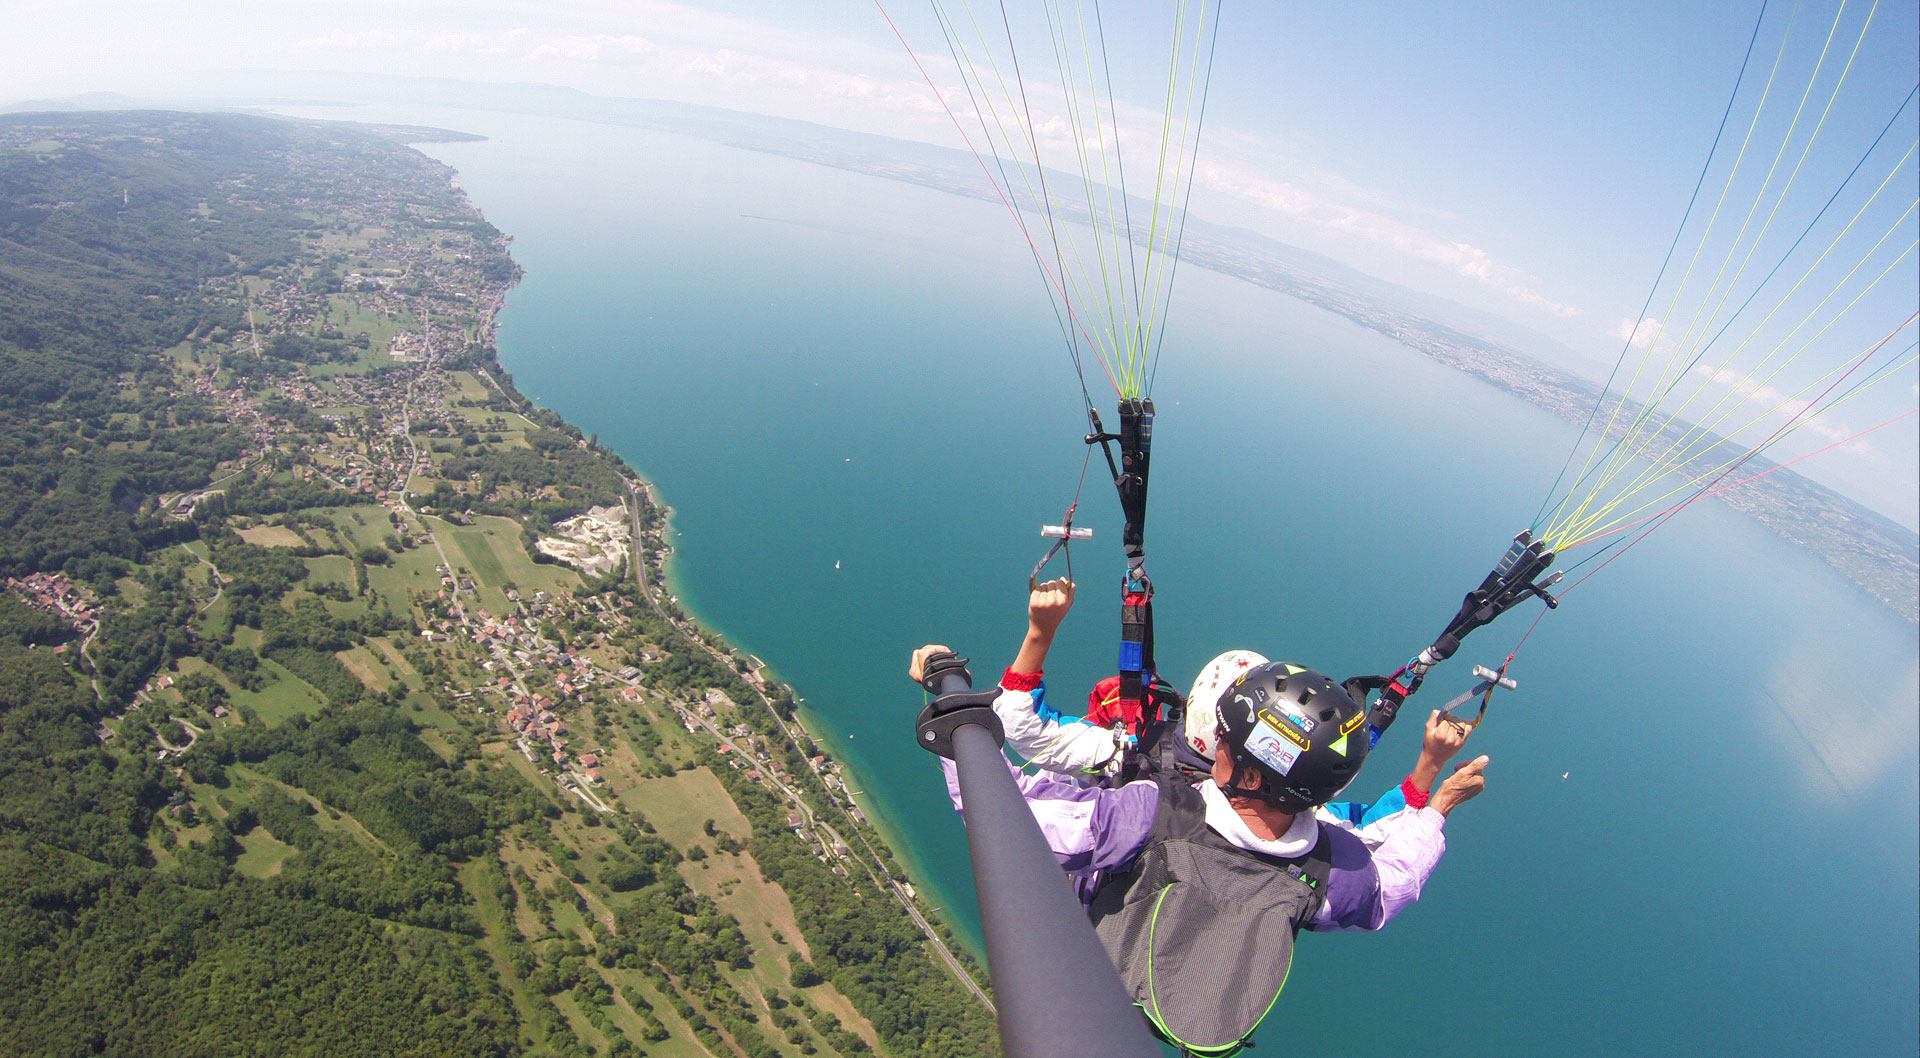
{"left": 366, "top": 637, "right": 425, "bottom": 690}
{"left": 621, "top": 767, "right": 749, "bottom": 851}
{"left": 447, "top": 371, "right": 492, "bottom": 403}
{"left": 303, "top": 553, "right": 355, "bottom": 589}
{"left": 321, "top": 505, "right": 400, "bottom": 550}
{"left": 447, "top": 524, "right": 509, "bottom": 587}
{"left": 233, "top": 827, "right": 297, "bottom": 878}
{"left": 323, "top": 293, "right": 409, "bottom": 350}
{"left": 233, "top": 657, "right": 330, "bottom": 725}
{"left": 313, "top": 403, "right": 371, "bottom": 421}
{"left": 333, "top": 645, "right": 392, "bottom": 692}
{"left": 308, "top": 348, "right": 395, "bottom": 379}
{"left": 435, "top": 515, "right": 580, "bottom": 614}
{"left": 367, "top": 547, "right": 447, "bottom": 598}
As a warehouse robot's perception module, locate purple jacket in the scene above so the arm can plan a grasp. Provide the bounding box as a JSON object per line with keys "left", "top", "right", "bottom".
{"left": 943, "top": 759, "right": 1446, "bottom": 931}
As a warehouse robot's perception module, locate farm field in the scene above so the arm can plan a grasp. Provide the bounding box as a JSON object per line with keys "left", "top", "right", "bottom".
{"left": 437, "top": 514, "right": 580, "bottom": 613}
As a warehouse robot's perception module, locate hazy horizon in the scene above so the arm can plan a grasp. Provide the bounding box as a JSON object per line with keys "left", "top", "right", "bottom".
{"left": 2, "top": 0, "right": 1913, "bottom": 527}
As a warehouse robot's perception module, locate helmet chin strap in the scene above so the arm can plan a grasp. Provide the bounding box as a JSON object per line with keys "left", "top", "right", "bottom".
{"left": 1222, "top": 761, "right": 1303, "bottom": 811}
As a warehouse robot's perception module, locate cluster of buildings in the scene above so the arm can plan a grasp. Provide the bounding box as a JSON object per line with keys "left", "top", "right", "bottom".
{"left": 440, "top": 593, "right": 621, "bottom": 785}
{"left": 6, "top": 572, "right": 96, "bottom": 633}
{"left": 504, "top": 699, "right": 599, "bottom": 783}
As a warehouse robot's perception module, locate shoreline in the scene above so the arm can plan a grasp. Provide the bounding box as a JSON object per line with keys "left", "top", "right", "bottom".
{"left": 486, "top": 357, "right": 997, "bottom": 1001}
{"left": 632, "top": 455, "right": 986, "bottom": 960}
{"left": 460, "top": 168, "right": 994, "bottom": 994}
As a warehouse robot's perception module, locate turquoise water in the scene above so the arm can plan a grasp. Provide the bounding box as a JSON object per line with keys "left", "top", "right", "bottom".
{"left": 360, "top": 107, "right": 1916, "bottom": 1056}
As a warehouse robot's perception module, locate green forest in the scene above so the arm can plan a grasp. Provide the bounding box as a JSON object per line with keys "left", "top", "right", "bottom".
{"left": 0, "top": 111, "right": 995, "bottom": 1058}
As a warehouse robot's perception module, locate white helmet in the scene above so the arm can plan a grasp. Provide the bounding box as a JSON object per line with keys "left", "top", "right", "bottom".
{"left": 1183, "top": 650, "right": 1269, "bottom": 760}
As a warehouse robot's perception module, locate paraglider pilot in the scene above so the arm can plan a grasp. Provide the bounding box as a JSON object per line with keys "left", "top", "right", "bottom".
{"left": 909, "top": 580, "right": 1488, "bottom": 1055}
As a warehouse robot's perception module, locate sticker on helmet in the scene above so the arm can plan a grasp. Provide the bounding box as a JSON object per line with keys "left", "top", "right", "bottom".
{"left": 1329, "top": 733, "right": 1349, "bottom": 757}
{"left": 1235, "top": 693, "right": 1258, "bottom": 723}
{"left": 1276, "top": 707, "right": 1315, "bottom": 736}
{"left": 1339, "top": 710, "right": 1367, "bottom": 737}
{"left": 1259, "top": 708, "right": 1309, "bottom": 749}
{"left": 1244, "top": 724, "right": 1302, "bottom": 776}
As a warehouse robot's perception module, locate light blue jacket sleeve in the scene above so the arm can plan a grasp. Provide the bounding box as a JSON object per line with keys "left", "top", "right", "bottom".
{"left": 1321, "top": 784, "right": 1411, "bottom": 828}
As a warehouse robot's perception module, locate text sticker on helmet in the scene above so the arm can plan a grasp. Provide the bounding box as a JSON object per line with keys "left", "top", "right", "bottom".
{"left": 1260, "top": 708, "right": 1309, "bottom": 749}
{"left": 1245, "top": 719, "right": 1303, "bottom": 776}
{"left": 1276, "top": 706, "right": 1316, "bottom": 736}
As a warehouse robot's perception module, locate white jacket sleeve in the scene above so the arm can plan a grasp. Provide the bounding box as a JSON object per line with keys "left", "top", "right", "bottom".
{"left": 1308, "top": 807, "right": 1447, "bottom": 931}
{"left": 992, "top": 677, "right": 1123, "bottom": 776}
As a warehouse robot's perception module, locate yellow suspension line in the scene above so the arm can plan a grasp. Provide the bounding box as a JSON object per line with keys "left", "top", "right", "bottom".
{"left": 1614, "top": 0, "right": 1877, "bottom": 464}
{"left": 1551, "top": 236, "right": 1920, "bottom": 546}
{"left": 1558, "top": 338, "right": 1917, "bottom": 551}
{"left": 1137, "top": 0, "right": 1212, "bottom": 377}
{"left": 1545, "top": 2, "right": 1806, "bottom": 537}
{"left": 1565, "top": 148, "right": 1917, "bottom": 533}
{"left": 1551, "top": 151, "right": 1918, "bottom": 543}
{"left": 933, "top": 1, "right": 1086, "bottom": 338}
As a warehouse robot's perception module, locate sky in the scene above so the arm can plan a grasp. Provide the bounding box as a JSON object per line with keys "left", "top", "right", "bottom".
{"left": 3, "top": 0, "right": 1916, "bottom": 527}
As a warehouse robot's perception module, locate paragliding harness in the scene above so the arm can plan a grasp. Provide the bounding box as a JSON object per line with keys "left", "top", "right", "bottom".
{"left": 1069, "top": 399, "right": 1201, "bottom": 781}
{"left": 1348, "top": 530, "right": 1560, "bottom": 745}
{"left": 1087, "top": 773, "right": 1333, "bottom": 1057}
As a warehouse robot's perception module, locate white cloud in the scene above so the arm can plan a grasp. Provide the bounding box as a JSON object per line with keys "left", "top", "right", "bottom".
{"left": 1691, "top": 364, "right": 1871, "bottom": 449}
{"left": 532, "top": 34, "right": 658, "bottom": 64}
{"left": 1198, "top": 159, "right": 1579, "bottom": 317}
{"left": 1761, "top": 632, "right": 1919, "bottom": 804}
{"left": 1610, "top": 316, "right": 1662, "bottom": 348}
{"left": 297, "top": 29, "right": 411, "bottom": 52}
{"left": 422, "top": 28, "right": 530, "bottom": 58}
{"left": 682, "top": 50, "right": 733, "bottom": 77}
{"left": 677, "top": 46, "right": 940, "bottom": 118}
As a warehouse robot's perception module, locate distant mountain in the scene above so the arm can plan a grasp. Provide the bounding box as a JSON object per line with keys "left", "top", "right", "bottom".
{"left": 1, "top": 90, "right": 145, "bottom": 112}
{"left": 21, "top": 75, "right": 1912, "bottom": 619}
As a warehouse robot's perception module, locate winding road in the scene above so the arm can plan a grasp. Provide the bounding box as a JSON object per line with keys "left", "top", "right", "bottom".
{"left": 622, "top": 485, "right": 993, "bottom": 1011}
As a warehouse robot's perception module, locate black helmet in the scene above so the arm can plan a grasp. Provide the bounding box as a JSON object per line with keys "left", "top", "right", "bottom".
{"left": 1216, "top": 662, "right": 1370, "bottom": 811}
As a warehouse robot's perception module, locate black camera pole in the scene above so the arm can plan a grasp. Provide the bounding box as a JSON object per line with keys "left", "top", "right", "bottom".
{"left": 915, "top": 650, "right": 1161, "bottom": 1058}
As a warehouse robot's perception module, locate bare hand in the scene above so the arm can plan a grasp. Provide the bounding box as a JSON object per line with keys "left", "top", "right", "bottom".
{"left": 1430, "top": 755, "right": 1489, "bottom": 817}
{"left": 908, "top": 644, "right": 950, "bottom": 685}
{"left": 1420, "top": 709, "right": 1473, "bottom": 769}
{"left": 1028, "top": 578, "right": 1075, "bottom": 638}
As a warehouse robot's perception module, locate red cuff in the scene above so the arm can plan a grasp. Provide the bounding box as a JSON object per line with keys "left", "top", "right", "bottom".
{"left": 1400, "top": 775, "right": 1430, "bottom": 810}
{"left": 1000, "top": 667, "right": 1043, "bottom": 692}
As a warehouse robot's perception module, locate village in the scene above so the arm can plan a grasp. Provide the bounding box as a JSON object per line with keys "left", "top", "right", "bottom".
{"left": 0, "top": 112, "right": 994, "bottom": 1057}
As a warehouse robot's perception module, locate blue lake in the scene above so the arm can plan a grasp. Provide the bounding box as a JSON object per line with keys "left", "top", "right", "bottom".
{"left": 292, "top": 103, "right": 1917, "bottom": 1056}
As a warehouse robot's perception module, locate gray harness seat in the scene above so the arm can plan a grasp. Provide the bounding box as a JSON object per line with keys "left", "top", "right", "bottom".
{"left": 1088, "top": 776, "right": 1333, "bottom": 1056}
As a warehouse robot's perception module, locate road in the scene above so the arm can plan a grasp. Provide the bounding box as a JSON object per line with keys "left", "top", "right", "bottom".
{"left": 473, "top": 366, "right": 542, "bottom": 431}
{"left": 622, "top": 484, "right": 993, "bottom": 1010}
{"left": 397, "top": 371, "right": 605, "bottom": 819}
{"left": 408, "top": 369, "right": 986, "bottom": 1003}
{"left": 186, "top": 544, "right": 225, "bottom": 614}
{"left": 80, "top": 623, "right": 104, "bottom": 702}
{"left": 246, "top": 300, "right": 263, "bottom": 356}
{"left": 154, "top": 717, "right": 202, "bottom": 757}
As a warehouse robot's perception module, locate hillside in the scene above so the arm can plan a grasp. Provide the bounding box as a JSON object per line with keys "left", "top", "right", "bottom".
{"left": 0, "top": 111, "right": 994, "bottom": 1058}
